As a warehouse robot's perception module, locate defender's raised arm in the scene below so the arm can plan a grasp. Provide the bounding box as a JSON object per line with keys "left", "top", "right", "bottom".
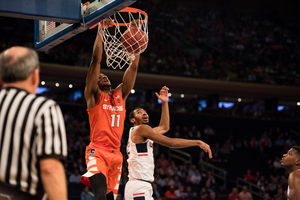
{"left": 153, "top": 86, "right": 170, "bottom": 134}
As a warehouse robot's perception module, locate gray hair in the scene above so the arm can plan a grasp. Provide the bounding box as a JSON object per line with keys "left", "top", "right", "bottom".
{"left": 0, "top": 47, "right": 39, "bottom": 83}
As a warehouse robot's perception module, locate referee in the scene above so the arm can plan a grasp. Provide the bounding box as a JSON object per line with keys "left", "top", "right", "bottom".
{"left": 0, "top": 46, "right": 68, "bottom": 200}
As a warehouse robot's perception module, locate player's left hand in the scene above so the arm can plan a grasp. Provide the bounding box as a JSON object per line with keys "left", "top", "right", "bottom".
{"left": 199, "top": 141, "right": 213, "bottom": 159}
{"left": 99, "top": 18, "right": 114, "bottom": 30}
{"left": 155, "top": 86, "right": 169, "bottom": 103}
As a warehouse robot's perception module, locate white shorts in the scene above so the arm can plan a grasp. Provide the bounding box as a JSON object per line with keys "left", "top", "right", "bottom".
{"left": 124, "top": 180, "right": 153, "bottom": 200}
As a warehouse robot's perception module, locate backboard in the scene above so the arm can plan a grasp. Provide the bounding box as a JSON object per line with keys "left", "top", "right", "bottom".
{"left": 34, "top": 0, "right": 136, "bottom": 51}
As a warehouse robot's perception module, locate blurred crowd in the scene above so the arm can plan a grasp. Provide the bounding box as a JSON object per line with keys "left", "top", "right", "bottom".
{"left": 137, "top": 1, "right": 300, "bottom": 86}
{"left": 0, "top": 1, "right": 300, "bottom": 86}
{"left": 46, "top": 88, "right": 300, "bottom": 121}
{"left": 125, "top": 95, "right": 300, "bottom": 121}
{"left": 60, "top": 102, "right": 298, "bottom": 200}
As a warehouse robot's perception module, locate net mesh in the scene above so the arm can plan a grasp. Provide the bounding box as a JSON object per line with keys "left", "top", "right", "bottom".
{"left": 100, "top": 8, "right": 148, "bottom": 69}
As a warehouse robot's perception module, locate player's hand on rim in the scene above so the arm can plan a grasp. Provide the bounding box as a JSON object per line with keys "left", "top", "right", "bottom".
{"left": 199, "top": 141, "right": 213, "bottom": 159}
{"left": 98, "top": 18, "right": 114, "bottom": 32}
{"left": 155, "top": 86, "right": 169, "bottom": 102}
{"left": 131, "top": 19, "right": 141, "bottom": 28}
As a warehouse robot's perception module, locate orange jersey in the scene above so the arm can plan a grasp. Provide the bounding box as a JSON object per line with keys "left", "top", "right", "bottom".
{"left": 87, "top": 89, "right": 126, "bottom": 149}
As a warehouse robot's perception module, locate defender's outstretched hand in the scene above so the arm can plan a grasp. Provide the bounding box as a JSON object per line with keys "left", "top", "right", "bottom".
{"left": 155, "top": 86, "right": 169, "bottom": 103}
{"left": 199, "top": 141, "right": 213, "bottom": 159}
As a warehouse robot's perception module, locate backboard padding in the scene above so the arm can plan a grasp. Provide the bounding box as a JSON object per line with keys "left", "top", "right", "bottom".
{"left": 34, "top": 0, "right": 137, "bottom": 51}
{"left": 0, "top": 0, "right": 81, "bottom": 23}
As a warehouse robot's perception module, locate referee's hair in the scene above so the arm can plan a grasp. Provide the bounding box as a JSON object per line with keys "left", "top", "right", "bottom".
{"left": 292, "top": 146, "right": 300, "bottom": 155}
{"left": 0, "top": 47, "right": 39, "bottom": 83}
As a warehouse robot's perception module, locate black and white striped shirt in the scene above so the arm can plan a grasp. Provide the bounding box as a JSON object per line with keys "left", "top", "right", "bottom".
{"left": 0, "top": 87, "right": 67, "bottom": 198}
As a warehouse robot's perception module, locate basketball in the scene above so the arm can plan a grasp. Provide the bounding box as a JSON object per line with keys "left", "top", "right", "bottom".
{"left": 121, "top": 27, "right": 148, "bottom": 54}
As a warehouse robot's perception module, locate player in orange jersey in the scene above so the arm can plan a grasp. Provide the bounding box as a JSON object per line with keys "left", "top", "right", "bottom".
{"left": 80, "top": 19, "right": 141, "bottom": 200}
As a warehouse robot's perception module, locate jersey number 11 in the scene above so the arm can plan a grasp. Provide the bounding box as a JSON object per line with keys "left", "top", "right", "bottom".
{"left": 111, "top": 114, "right": 120, "bottom": 127}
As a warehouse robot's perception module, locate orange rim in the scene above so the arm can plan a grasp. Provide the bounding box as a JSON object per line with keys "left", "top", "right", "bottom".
{"left": 89, "top": 7, "right": 148, "bottom": 29}
{"left": 82, "top": 1, "right": 90, "bottom": 7}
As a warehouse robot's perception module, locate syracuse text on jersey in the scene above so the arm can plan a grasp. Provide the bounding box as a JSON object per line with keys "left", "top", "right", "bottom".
{"left": 103, "top": 104, "right": 124, "bottom": 111}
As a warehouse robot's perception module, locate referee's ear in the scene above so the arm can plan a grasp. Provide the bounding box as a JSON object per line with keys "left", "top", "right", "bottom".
{"left": 31, "top": 68, "right": 40, "bottom": 94}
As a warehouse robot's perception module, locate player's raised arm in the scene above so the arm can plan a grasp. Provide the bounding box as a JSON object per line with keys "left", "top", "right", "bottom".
{"left": 85, "top": 19, "right": 113, "bottom": 109}
{"left": 288, "top": 171, "right": 300, "bottom": 199}
{"left": 85, "top": 23, "right": 104, "bottom": 99}
{"left": 153, "top": 86, "right": 170, "bottom": 134}
{"left": 135, "top": 125, "right": 213, "bottom": 158}
{"left": 116, "top": 19, "right": 148, "bottom": 101}
{"left": 116, "top": 54, "right": 140, "bottom": 101}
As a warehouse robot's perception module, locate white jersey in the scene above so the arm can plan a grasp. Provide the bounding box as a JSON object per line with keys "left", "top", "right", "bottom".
{"left": 127, "top": 126, "right": 154, "bottom": 182}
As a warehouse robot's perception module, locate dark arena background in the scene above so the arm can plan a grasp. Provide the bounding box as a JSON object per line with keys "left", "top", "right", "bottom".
{"left": 1, "top": 0, "right": 300, "bottom": 199}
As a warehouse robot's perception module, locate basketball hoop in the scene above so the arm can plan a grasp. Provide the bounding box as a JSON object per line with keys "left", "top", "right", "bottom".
{"left": 90, "top": 7, "right": 148, "bottom": 70}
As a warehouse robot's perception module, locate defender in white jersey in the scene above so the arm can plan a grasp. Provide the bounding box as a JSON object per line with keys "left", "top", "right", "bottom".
{"left": 281, "top": 146, "right": 300, "bottom": 200}
{"left": 125, "top": 86, "right": 212, "bottom": 200}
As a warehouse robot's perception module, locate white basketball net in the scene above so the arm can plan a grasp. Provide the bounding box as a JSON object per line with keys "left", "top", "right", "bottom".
{"left": 100, "top": 8, "right": 148, "bottom": 69}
